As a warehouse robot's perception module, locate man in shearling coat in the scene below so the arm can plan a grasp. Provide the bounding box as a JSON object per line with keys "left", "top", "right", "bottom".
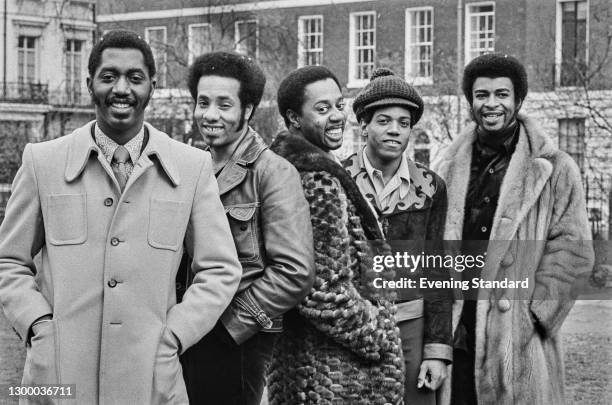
{"left": 433, "top": 53, "right": 594, "bottom": 405}
{"left": 0, "top": 30, "right": 241, "bottom": 404}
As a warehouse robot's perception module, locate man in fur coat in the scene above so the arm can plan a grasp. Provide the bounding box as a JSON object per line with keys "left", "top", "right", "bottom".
{"left": 267, "top": 65, "right": 404, "bottom": 405}
{"left": 433, "top": 53, "right": 594, "bottom": 405}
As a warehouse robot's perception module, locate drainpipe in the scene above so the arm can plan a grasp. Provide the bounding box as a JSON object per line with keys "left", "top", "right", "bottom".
{"left": 3, "top": 0, "right": 7, "bottom": 98}
{"left": 456, "top": 0, "right": 463, "bottom": 136}
{"left": 92, "top": 1, "right": 96, "bottom": 43}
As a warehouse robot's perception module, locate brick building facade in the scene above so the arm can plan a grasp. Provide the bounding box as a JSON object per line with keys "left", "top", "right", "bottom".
{"left": 97, "top": 0, "right": 612, "bottom": 237}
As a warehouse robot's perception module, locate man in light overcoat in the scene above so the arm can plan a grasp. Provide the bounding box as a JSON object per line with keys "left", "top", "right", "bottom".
{"left": 0, "top": 30, "right": 241, "bottom": 404}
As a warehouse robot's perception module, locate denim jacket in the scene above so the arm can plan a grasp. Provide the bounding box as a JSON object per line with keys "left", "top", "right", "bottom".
{"left": 213, "top": 128, "right": 314, "bottom": 344}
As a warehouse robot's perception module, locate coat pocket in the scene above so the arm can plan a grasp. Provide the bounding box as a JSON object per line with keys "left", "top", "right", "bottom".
{"left": 46, "top": 194, "right": 87, "bottom": 245}
{"left": 226, "top": 203, "right": 260, "bottom": 263}
{"left": 22, "top": 320, "right": 58, "bottom": 386}
{"left": 225, "top": 202, "right": 260, "bottom": 263}
{"left": 151, "top": 327, "right": 188, "bottom": 405}
{"left": 148, "top": 199, "right": 187, "bottom": 251}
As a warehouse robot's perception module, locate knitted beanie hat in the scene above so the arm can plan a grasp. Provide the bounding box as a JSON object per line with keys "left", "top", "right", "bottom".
{"left": 462, "top": 53, "right": 528, "bottom": 104}
{"left": 352, "top": 68, "right": 424, "bottom": 126}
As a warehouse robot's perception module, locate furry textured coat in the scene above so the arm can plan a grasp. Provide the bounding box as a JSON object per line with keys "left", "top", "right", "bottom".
{"left": 433, "top": 115, "right": 594, "bottom": 404}
{"left": 268, "top": 132, "right": 404, "bottom": 405}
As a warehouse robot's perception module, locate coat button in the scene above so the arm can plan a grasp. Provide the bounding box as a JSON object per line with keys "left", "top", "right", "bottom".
{"left": 488, "top": 168, "right": 495, "bottom": 174}
{"left": 498, "top": 298, "right": 511, "bottom": 312}
{"left": 104, "top": 198, "right": 114, "bottom": 207}
{"left": 110, "top": 237, "right": 120, "bottom": 246}
{"left": 107, "top": 279, "right": 117, "bottom": 288}
{"left": 483, "top": 196, "right": 490, "bottom": 204}
{"left": 481, "top": 226, "right": 487, "bottom": 233}
{"left": 501, "top": 252, "right": 514, "bottom": 266}
{"left": 240, "top": 224, "right": 248, "bottom": 231}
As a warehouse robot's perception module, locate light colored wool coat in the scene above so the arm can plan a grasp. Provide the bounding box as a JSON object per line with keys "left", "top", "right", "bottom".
{"left": 433, "top": 115, "right": 594, "bottom": 405}
{"left": 0, "top": 122, "right": 242, "bottom": 404}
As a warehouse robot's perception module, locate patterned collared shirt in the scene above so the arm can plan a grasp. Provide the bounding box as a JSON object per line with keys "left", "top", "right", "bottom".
{"left": 94, "top": 123, "right": 145, "bottom": 179}
{"left": 362, "top": 148, "right": 411, "bottom": 214}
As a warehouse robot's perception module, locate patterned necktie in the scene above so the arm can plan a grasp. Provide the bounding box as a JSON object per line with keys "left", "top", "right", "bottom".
{"left": 111, "top": 145, "right": 131, "bottom": 192}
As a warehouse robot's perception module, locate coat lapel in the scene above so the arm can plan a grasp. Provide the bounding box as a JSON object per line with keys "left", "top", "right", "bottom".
{"left": 483, "top": 118, "right": 554, "bottom": 283}
{"left": 216, "top": 129, "right": 268, "bottom": 196}
{"left": 217, "top": 162, "right": 248, "bottom": 196}
{"left": 126, "top": 124, "right": 181, "bottom": 191}
{"left": 489, "top": 121, "right": 553, "bottom": 241}
{"left": 65, "top": 121, "right": 100, "bottom": 183}
{"left": 433, "top": 124, "right": 477, "bottom": 240}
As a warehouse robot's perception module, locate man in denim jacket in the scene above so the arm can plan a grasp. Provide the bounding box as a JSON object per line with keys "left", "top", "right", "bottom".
{"left": 180, "top": 52, "right": 315, "bottom": 405}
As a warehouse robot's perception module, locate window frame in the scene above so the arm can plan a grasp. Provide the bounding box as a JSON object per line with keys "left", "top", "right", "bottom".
{"left": 348, "top": 10, "right": 377, "bottom": 88}
{"left": 17, "top": 35, "right": 38, "bottom": 84}
{"left": 558, "top": 116, "right": 586, "bottom": 171}
{"left": 297, "top": 15, "right": 324, "bottom": 68}
{"left": 464, "top": 1, "right": 495, "bottom": 64}
{"left": 144, "top": 26, "right": 167, "bottom": 87}
{"left": 188, "top": 23, "right": 212, "bottom": 65}
{"left": 405, "top": 6, "right": 434, "bottom": 86}
{"left": 65, "top": 39, "right": 83, "bottom": 103}
{"left": 554, "top": 0, "right": 590, "bottom": 88}
{"left": 234, "top": 19, "right": 259, "bottom": 58}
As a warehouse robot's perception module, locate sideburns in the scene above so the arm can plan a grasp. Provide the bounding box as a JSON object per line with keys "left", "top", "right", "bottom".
{"left": 236, "top": 106, "right": 248, "bottom": 132}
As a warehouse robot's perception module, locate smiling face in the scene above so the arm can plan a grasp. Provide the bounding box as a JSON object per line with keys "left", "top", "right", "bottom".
{"left": 471, "top": 76, "right": 521, "bottom": 134}
{"left": 291, "top": 78, "right": 346, "bottom": 152}
{"left": 87, "top": 48, "right": 155, "bottom": 144}
{"left": 363, "top": 105, "right": 412, "bottom": 166}
{"left": 194, "top": 75, "right": 253, "bottom": 154}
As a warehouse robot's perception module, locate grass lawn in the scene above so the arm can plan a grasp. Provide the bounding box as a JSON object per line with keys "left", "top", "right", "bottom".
{"left": 1, "top": 300, "right": 610, "bottom": 404}
{"left": 561, "top": 300, "right": 612, "bottom": 404}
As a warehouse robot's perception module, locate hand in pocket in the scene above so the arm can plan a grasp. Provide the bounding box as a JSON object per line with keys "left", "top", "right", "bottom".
{"left": 151, "top": 327, "right": 188, "bottom": 404}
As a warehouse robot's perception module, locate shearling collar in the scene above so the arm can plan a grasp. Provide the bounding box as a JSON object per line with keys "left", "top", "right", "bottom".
{"left": 65, "top": 121, "right": 181, "bottom": 186}
{"left": 270, "top": 131, "right": 340, "bottom": 174}
{"left": 271, "top": 131, "right": 384, "bottom": 240}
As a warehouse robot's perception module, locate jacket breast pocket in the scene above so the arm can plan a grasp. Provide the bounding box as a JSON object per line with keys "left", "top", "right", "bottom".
{"left": 148, "top": 199, "right": 188, "bottom": 251}
{"left": 46, "top": 194, "right": 87, "bottom": 245}
{"left": 226, "top": 203, "right": 260, "bottom": 263}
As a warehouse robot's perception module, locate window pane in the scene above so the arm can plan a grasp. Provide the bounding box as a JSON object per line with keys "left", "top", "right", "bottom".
{"left": 18, "top": 36, "right": 37, "bottom": 83}
{"left": 558, "top": 118, "right": 585, "bottom": 169}
{"left": 560, "top": 1, "right": 587, "bottom": 86}
{"left": 466, "top": 4, "right": 495, "bottom": 62}
{"left": 145, "top": 27, "right": 167, "bottom": 86}
{"left": 236, "top": 21, "right": 257, "bottom": 57}
{"left": 189, "top": 24, "right": 211, "bottom": 63}
{"left": 406, "top": 9, "right": 433, "bottom": 81}
{"left": 298, "top": 16, "right": 323, "bottom": 67}
{"left": 351, "top": 13, "right": 376, "bottom": 81}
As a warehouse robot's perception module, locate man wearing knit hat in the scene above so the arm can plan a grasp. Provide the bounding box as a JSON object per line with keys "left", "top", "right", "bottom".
{"left": 434, "top": 53, "right": 593, "bottom": 404}
{"left": 344, "top": 68, "right": 453, "bottom": 405}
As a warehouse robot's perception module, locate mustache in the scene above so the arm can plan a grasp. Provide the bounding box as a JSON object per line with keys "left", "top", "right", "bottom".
{"left": 108, "top": 97, "right": 136, "bottom": 105}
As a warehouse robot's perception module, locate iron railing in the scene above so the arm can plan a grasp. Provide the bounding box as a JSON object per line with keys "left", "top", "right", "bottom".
{"left": 0, "top": 82, "right": 48, "bottom": 103}
{"left": 49, "top": 88, "right": 92, "bottom": 108}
